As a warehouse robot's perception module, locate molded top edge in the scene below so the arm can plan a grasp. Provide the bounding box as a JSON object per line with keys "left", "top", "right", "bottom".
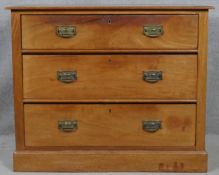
{"left": 6, "top": 5, "right": 214, "bottom": 11}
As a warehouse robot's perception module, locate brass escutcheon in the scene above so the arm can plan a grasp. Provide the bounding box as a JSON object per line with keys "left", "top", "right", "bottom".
{"left": 56, "top": 26, "right": 76, "bottom": 38}
{"left": 143, "top": 120, "right": 162, "bottom": 133}
{"left": 57, "top": 71, "right": 77, "bottom": 83}
{"left": 58, "top": 120, "right": 78, "bottom": 132}
{"left": 143, "top": 25, "right": 164, "bottom": 37}
{"left": 143, "top": 71, "right": 163, "bottom": 83}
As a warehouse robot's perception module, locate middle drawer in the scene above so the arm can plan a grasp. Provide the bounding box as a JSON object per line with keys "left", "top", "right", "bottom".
{"left": 23, "top": 54, "right": 197, "bottom": 100}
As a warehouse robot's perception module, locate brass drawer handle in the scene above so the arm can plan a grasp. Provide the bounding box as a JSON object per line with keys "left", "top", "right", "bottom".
{"left": 143, "top": 71, "right": 162, "bottom": 83}
{"left": 143, "top": 120, "right": 162, "bottom": 133}
{"left": 58, "top": 120, "right": 78, "bottom": 132}
{"left": 56, "top": 26, "right": 76, "bottom": 38}
{"left": 143, "top": 25, "right": 164, "bottom": 37}
{"left": 57, "top": 71, "right": 77, "bottom": 83}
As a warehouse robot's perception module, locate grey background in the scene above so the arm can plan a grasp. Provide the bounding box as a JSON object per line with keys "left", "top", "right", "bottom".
{"left": 0, "top": 0, "right": 218, "bottom": 135}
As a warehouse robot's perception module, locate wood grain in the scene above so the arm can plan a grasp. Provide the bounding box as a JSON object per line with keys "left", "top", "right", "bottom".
{"left": 196, "top": 12, "right": 209, "bottom": 150}
{"left": 23, "top": 55, "right": 197, "bottom": 100}
{"left": 22, "top": 15, "right": 198, "bottom": 50}
{"left": 24, "top": 104, "right": 196, "bottom": 147}
{"left": 9, "top": 6, "right": 211, "bottom": 172}
{"left": 11, "top": 12, "right": 25, "bottom": 150}
{"left": 13, "top": 150, "right": 207, "bottom": 172}
{"left": 17, "top": 11, "right": 201, "bottom": 15}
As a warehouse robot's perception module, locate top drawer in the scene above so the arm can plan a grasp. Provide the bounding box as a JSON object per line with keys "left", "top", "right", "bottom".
{"left": 22, "top": 15, "right": 198, "bottom": 50}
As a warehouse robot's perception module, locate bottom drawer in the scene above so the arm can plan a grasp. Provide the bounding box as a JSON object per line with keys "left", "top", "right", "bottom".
{"left": 24, "top": 104, "right": 196, "bottom": 147}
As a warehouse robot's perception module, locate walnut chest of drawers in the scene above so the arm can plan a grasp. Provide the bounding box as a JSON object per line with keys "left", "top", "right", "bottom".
{"left": 8, "top": 6, "right": 212, "bottom": 172}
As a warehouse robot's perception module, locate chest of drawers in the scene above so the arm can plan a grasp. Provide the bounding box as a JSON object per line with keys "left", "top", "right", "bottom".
{"left": 8, "top": 6, "right": 212, "bottom": 172}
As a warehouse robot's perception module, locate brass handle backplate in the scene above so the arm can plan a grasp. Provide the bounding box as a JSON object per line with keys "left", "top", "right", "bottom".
{"left": 57, "top": 71, "right": 77, "bottom": 83}
{"left": 143, "top": 71, "right": 162, "bottom": 83}
{"left": 56, "top": 26, "right": 76, "bottom": 38}
{"left": 143, "top": 25, "right": 164, "bottom": 37}
{"left": 58, "top": 120, "right": 78, "bottom": 132}
{"left": 143, "top": 120, "right": 162, "bottom": 133}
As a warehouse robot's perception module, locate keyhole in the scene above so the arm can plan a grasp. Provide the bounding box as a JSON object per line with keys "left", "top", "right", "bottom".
{"left": 108, "top": 18, "right": 111, "bottom": 24}
{"left": 108, "top": 59, "right": 112, "bottom": 63}
{"left": 109, "top": 109, "right": 112, "bottom": 113}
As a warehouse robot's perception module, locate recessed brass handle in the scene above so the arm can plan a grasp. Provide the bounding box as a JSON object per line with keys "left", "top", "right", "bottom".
{"left": 57, "top": 71, "right": 77, "bottom": 83}
{"left": 58, "top": 120, "right": 78, "bottom": 132}
{"left": 143, "top": 25, "right": 164, "bottom": 38}
{"left": 143, "top": 71, "right": 163, "bottom": 83}
{"left": 143, "top": 120, "right": 162, "bottom": 133}
{"left": 56, "top": 26, "right": 76, "bottom": 38}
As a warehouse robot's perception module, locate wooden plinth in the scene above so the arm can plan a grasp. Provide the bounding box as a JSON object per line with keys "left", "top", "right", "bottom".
{"left": 14, "top": 150, "right": 207, "bottom": 172}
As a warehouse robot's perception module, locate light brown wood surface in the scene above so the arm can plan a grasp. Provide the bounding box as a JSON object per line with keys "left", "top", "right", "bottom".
{"left": 13, "top": 150, "right": 207, "bottom": 172}
{"left": 196, "top": 12, "right": 209, "bottom": 150}
{"left": 22, "top": 15, "right": 198, "bottom": 50}
{"left": 17, "top": 11, "right": 201, "bottom": 15}
{"left": 24, "top": 104, "right": 196, "bottom": 147}
{"left": 8, "top": 6, "right": 211, "bottom": 172}
{"left": 11, "top": 12, "right": 25, "bottom": 150}
{"left": 23, "top": 55, "right": 197, "bottom": 100}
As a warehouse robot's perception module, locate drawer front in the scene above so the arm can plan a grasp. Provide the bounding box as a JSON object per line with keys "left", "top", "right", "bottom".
{"left": 22, "top": 15, "right": 198, "bottom": 50}
{"left": 24, "top": 104, "right": 196, "bottom": 147}
{"left": 23, "top": 55, "right": 197, "bottom": 100}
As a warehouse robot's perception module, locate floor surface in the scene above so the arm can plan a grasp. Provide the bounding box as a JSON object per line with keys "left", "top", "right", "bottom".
{"left": 0, "top": 134, "right": 218, "bottom": 175}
